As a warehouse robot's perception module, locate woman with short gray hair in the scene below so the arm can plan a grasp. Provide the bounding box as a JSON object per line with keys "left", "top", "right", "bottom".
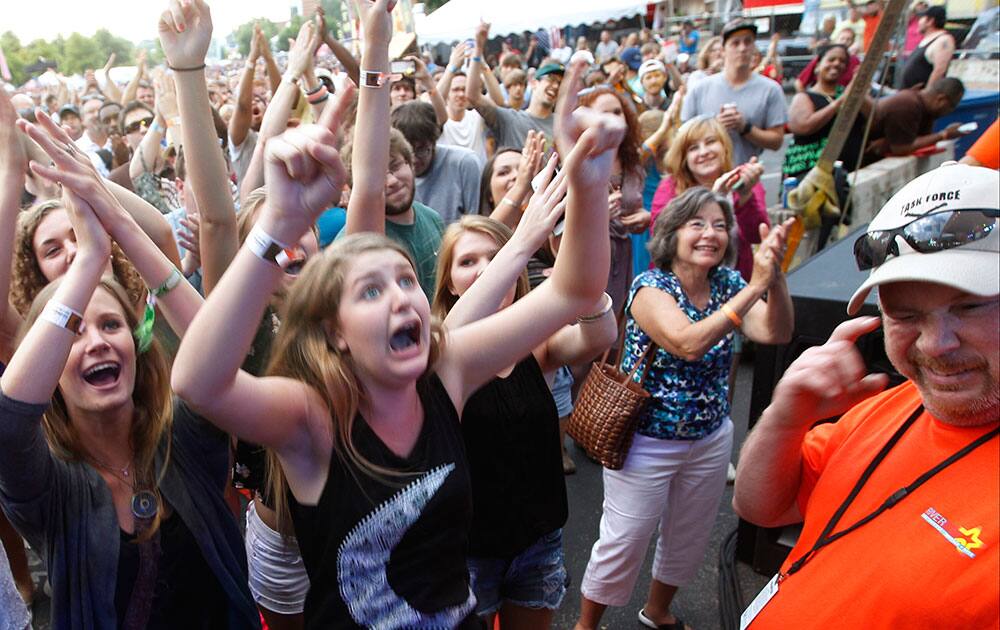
{"left": 575, "top": 186, "right": 795, "bottom": 630}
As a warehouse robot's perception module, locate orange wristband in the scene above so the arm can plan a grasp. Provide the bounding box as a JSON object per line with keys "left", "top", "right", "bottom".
{"left": 721, "top": 304, "right": 742, "bottom": 328}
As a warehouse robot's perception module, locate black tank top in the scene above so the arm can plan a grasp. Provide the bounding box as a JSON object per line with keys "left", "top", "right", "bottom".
{"left": 782, "top": 89, "right": 866, "bottom": 179}
{"left": 288, "top": 374, "right": 480, "bottom": 629}
{"left": 462, "top": 356, "right": 567, "bottom": 559}
{"left": 901, "top": 33, "right": 945, "bottom": 89}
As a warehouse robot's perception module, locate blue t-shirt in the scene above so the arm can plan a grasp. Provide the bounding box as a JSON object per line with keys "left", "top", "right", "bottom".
{"left": 622, "top": 266, "right": 746, "bottom": 440}
{"left": 679, "top": 30, "right": 700, "bottom": 55}
{"left": 316, "top": 207, "right": 347, "bottom": 248}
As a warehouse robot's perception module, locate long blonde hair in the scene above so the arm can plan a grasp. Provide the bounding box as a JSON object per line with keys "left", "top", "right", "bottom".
{"left": 265, "top": 233, "right": 445, "bottom": 534}
{"left": 431, "top": 215, "right": 529, "bottom": 320}
{"left": 18, "top": 277, "right": 173, "bottom": 539}
{"left": 13, "top": 201, "right": 144, "bottom": 317}
{"left": 665, "top": 116, "right": 734, "bottom": 194}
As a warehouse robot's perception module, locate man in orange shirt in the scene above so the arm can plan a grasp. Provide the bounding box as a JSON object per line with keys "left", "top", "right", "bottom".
{"left": 735, "top": 162, "right": 999, "bottom": 628}
{"left": 961, "top": 118, "right": 1000, "bottom": 170}
{"left": 861, "top": 0, "right": 884, "bottom": 53}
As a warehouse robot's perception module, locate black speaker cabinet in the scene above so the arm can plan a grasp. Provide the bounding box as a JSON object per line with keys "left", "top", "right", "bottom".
{"left": 736, "top": 225, "right": 906, "bottom": 575}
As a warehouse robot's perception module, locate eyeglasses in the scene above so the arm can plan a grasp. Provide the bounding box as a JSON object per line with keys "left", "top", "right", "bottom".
{"left": 412, "top": 144, "right": 433, "bottom": 161}
{"left": 124, "top": 117, "right": 154, "bottom": 134}
{"left": 853, "top": 207, "right": 999, "bottom": 271}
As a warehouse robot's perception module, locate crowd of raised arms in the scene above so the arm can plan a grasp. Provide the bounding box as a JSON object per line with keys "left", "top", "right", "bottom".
{"left": 0, "top": 0, "right": 997, "bottom": 629}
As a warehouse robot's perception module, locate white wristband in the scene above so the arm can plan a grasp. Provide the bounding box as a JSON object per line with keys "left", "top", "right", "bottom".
{"left": 41, "top": 301, "right": 84, "bottom": 335}
{"left": 359, "top": 69, "right": 393, "bottom": 88}
{"left": 247, "top": 224, "right": 292, "bottom": 268}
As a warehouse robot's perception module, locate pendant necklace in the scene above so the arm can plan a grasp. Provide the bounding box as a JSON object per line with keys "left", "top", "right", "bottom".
{"left": 89, "top": 457, "right": 159, "bottom": 520}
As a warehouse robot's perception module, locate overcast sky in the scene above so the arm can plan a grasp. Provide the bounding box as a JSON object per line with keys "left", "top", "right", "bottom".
{"left": 6, "top": 1, "right": 299, "bottom": 45}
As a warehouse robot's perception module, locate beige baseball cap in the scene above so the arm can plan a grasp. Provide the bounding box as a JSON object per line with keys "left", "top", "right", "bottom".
{"left": 847, "top": 162, "right": 999, "bottom": 314}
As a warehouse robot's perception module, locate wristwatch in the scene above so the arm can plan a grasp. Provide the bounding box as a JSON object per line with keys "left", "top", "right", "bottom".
{"left": 740, "top": 121, "right": 753, "bottom": 136}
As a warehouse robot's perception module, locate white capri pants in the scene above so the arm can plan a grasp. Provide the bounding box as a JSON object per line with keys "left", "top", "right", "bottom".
{"left": 245, "top": 500, "right": 311, "bottom": 615}
{"left": 580, "top": 419, "right": 733, "bottom": 606}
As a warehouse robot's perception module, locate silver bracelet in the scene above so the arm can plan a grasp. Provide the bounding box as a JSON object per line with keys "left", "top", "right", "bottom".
{"left": 577, "top": 293, "right": 613, "bottom": 323}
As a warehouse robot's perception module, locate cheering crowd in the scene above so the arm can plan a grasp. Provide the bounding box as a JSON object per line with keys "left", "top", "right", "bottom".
{"left": 0, "top": 0, "right": 997, "bottom": 629}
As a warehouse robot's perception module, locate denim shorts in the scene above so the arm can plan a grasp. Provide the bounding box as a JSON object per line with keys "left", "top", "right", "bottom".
{"left": 467, "top": 529, "right": 567, "bottom": 615}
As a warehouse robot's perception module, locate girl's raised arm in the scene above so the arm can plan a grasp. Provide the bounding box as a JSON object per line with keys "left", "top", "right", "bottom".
{"left": 438, "top": 60, "right": 624, "bottom": 408}
{"left": 20, "top": 113, "right": 202, "bottom": 338}
{"left": 172, "top": 103, "right": 348, "bottom": 454}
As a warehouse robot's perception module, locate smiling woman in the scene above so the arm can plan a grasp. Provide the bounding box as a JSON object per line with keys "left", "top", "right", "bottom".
{"left": 0, "top": 87, "right": 258, "bottom": 628}
{"left": 575, "top": 186, "right": 795, "bottom": 630}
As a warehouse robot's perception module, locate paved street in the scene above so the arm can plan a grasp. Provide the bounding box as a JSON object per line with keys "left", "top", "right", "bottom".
{"left": 553, "top": 361, "right": 771, "bottom": 630}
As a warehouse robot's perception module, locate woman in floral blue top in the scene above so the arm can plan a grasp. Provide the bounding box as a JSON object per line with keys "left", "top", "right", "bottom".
{"left": 575, "top": 187, "right": 795, "bottom": 630}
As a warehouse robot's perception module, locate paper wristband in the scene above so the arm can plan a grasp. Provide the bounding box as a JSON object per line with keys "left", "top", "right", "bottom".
{"left": 41, "top": 301, "right": 83, "bottom": 335}
{"left": 247, "top": 224, "right": 292, "bottom": 267}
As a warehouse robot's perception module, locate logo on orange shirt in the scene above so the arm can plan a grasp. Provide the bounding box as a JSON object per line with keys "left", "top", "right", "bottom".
{"left": 922, "top": 507, "right": 987, "bottom": 558}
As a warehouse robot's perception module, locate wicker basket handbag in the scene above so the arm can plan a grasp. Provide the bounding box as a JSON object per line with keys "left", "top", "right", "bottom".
{"left": 567, "top": 339, "right": 657, "bottom": 470}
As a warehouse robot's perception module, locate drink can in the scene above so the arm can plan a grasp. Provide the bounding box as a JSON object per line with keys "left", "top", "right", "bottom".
{"left": 782, "top": 177, "right": 798, "bottom": 209}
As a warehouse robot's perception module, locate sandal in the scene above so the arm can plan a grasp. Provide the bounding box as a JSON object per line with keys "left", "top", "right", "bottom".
{"left": 638, "top": 607, "right": 688, "bottom": 630}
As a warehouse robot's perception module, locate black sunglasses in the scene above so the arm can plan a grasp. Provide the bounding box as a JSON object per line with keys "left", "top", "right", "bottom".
{"left": 124, "top": 117, "right": 154, "bottom": 134}
{"left": 853, "top": 207, "right": 999, "bottom": 271}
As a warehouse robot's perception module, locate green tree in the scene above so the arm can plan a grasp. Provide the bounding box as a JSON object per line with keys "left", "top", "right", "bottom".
{"left": 231, "top": 19, "right": 280, "bottom": 57}
{"left": 62, "top": 33, "right": 104, "bottom": 75}
{"left": 320, "top": 0, "right": 348, "bottom": 40}
{"left": 1, "top": 29, "right": 134, "bottom": 85}
{"left": 93, "top": 29, "right": 134, "bottom": 66}
{"left": 424, "top": 0, "right": 450, "bottom": 12}
{"left": 277, "top": 11, "right": 305, "bottom": 52}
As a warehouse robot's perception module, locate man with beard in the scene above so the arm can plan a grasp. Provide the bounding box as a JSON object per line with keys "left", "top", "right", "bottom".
{"left": 735, "top": 163, "right": 999, "bottom": 628}
{"left": 392, "top": 101, "right": 481, "bottom": 223}
{"left": 682, "top": 19, "right": 787, "bottom": 166}
{"left": 900, "top": 4, "right": 956, "bottom": 89}
{"left": 57, "top": 104, "right": 85, "bottom": 141}
{"left": 75, "top": 93, "right": 114, "bottom": 177}
{"left": 467, "top": 23, "right": 562, "bottom": 151}
{"left": 338, "top": 128, "right": 445, "bottom": 299}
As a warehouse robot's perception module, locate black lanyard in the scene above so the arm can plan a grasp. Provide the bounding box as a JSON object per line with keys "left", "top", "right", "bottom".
{"left": 781, "top": 405, "right": 1000, "bottom": 581}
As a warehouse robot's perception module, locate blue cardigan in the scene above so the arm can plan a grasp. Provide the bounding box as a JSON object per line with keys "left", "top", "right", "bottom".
{"left": 0, "top": 391, "right": 260, "bottom": 630}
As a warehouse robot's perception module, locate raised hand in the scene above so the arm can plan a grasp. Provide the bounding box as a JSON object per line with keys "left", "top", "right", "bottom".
{"left": 287, "top": 19, "right": 319, "bottom": 80}
{"left": 447, "top": 41, "right": 469, "bottom": 71}
{"left": 249, "top": 24, "right": 264, "bottom": 62}
{"left": 407, "top": 54, "right": 431, "bottom": 83}
{"left": 178, "top": 212, "right": 202, "bottom": 276}
{"left": 749, "top": 217, "right": 794, "bottom": 289}
{"left": 513, "top": 130, "right": 545, "bottom": 195}
{"left": 357, "top": 0, "right": 396, "bottom": 47}
{"left": 260, "top": 109, "right": 348, "bottom": 244}
{"left": 0, "top": 91, "right": 26, "bottom": 182}
{"left": 737, "top": 156, "right": 765, "bottom": 190}
{"left": 474, "top": 22, "right": 491, "bottom": 52}
{"left": 511, "top": 154, "right": 567, "bottom": 252}
{"left": 61, "top": 188, "right": 113, "bottom": 267}
{"left": 158, "top": 0, "right": 213, "bottom": 69}
{"left": 154, "top": 72, "right": 179, "bottom": 122}
{"left": 554, "top": 59, "right": 626, "bottom": 189}
{"left": 770, "top": 316, "right": 889, "bottom": 427}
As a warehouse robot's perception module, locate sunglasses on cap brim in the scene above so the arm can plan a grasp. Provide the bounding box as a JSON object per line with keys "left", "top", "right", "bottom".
{"left": 853, "top": 207, "right": 999, "bottom": 271}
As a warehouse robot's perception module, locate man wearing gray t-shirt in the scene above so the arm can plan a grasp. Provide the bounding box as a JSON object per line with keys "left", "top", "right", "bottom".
{"left": 682, "top": 20, "right": 787, "bottom": 166}
{"left": 392, "top": 101, "right": 481, "bottom": 224}
{"left": 466, "top": 23, "right": 561, "bottom": 151}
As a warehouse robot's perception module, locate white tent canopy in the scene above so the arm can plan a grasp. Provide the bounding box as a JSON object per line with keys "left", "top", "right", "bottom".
{"left": 415, "top": 0, "right": 650, "bottom": 45}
